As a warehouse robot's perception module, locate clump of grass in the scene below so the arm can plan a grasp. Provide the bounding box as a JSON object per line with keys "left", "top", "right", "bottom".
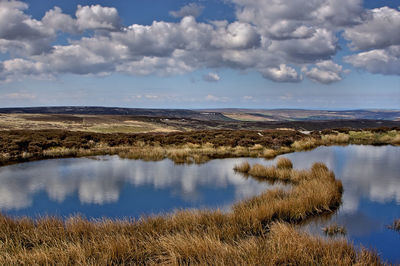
{"left": 391, "top": 134, "right": 400, "bottom": 145}
{"left": 265, "top": 222, "right": 379, "bottom": 265}
{"left": 262, "top": 148, "right": 277, "bottom": 159}
{"left": 291, "top": 138, "right": 320, "bottom": 151}
{"left": 233, "top": 161, "right": 250, "bottom": 173}
{"left": 276, "top": 157, "right": 293, "bottom": 169}
{"left": 387, "top": 218, "right": 400, "bottom": 232}
{"left": 323, "top": 224, "right": 347, "bottom": 236}
{"left": 321, "top": 133, "right": 350, "bottom": 144}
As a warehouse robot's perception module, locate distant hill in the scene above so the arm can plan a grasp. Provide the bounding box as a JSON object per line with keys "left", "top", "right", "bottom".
{"left": 200, "top": 108, "right": 400, "bottom": 121}
{"left": 0, "top": 106, "right": 232, "bottom": 121}
{"left": 0, "top": 107, "right": 399, "bottom": 121}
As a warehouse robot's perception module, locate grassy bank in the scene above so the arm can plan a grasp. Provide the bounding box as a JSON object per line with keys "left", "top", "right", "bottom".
{"left": 0, "top": 159, "right": 381, "bottom": 265}
{"left": 0, "top": 128, "right": 399, "bottom": 166}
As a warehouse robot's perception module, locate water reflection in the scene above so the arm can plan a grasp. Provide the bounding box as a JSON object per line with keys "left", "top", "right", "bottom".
{"left": 0, "top": 157, "right": 273, "bottom": 212}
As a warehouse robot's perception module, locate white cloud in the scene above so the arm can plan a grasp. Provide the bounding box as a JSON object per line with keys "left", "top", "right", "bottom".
{"left": 233, "top": 0, "right": 363, "bottom": 37}
{"left": 205, "top": 94, "right": 229, "bottom": 102}
{"left": 211, "top": 21, "right": 260, "bottom": 49}
{"left": 259, "top": 64, "right": 302, "bottom": 82}
{"left": 0, "top": 0, "right": 399, "bottom": 84}
{"left": 76, "top": 5, "right": 121, "bottom": 31}
{"left": 344, "top": 45, "right": 400, "bottom": 75}
{"left": 0, "top": 0, "right": 54, "bottom": 55}
{"left": 203, "top": 72, "right": 220, "bottom": 82}
{"left": 170, "top": 3, "right": 204, "bottom": 18}
{"left": 341, "top": 7, "right": 400, "bottom": 76}
{"left": 303, "top": 60, "right": 344, "bottom": 84}
{"left": 344, "top": 7, "right": 400, "bottom": 50}
{"left": 42, "top": 7, "right": 79, "bottom": 34}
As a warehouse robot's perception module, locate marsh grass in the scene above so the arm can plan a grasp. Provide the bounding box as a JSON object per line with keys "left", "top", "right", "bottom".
{"left": 388, "top": 218, "right": 400, "bottom": 232}
{"left": 233, "top": 161, "right": 250, "bottom": 173}
{"left": 276, "top": 157, "right": 293, "bottom": 169}
{"left": 1, "top": 128, "right": 399, "bottom": 167}
{"left": 291, "top": 130, "right": 400, "bottom": 152}
{"left": 323, "top": 224, "right": 347, "bottom": 236}
{"left": 0, "top": 159, "right": 381, "bottom": 265}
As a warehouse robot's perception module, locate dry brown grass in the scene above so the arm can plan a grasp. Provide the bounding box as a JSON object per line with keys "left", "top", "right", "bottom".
{"left": 321, "top": 133, "right": 350, "bottom": 144}
{"left": 0, "top": 159, "right": 382, "bottom": 265}
{"left": 388, "top": 218, "right": 400, "bottom": 232}
{"left": 323, "top": 223, "right": 347, "bottom": 236}
{"left": 233, "top": 161, "right": 250, "bottom": 173}
{"left": 276, "top": 157, "right": 293, "bottom": 169}
{"left": 291, "top": 130, "right": 400, "bottom": 152}
{"left": 291, "top": 137, "right": 320, "bottom": 150}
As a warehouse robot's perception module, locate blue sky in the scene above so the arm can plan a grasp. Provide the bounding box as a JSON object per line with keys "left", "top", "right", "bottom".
{"left": 0, "top": 0, "right": 399, "bottom": 109}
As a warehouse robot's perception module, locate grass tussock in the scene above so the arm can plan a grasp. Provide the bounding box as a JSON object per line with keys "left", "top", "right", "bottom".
{"left": 0, "top": 159, "right": 381, "bottom": 265}
{"left": 276, "top": 157, "right": 293, "bottom": 169}
{"left": 388, "top": 218, "right": 400, "bottom": 232}
{"left": 323, "top": 224, "right": 347, "bottom": 236}
{"left": 233, "top": 161, "right": 250, "bottom": 173}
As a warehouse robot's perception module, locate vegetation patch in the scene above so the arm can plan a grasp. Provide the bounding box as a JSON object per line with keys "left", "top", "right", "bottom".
{"left": 323, "top": 224, "right": 347, "bottom": 237}
{"left": 388, "top": 218, "right": 400, "bottom": 232}
{"left": 1, "top": 128, "right": 399, "bottom": 166}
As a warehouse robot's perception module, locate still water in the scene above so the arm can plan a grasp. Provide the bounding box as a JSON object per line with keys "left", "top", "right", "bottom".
{"left": 0, "top": 145, "right": 399, "bottom": 262}
{"left": 0, "top": 156, "right": 277, "bottom": 218}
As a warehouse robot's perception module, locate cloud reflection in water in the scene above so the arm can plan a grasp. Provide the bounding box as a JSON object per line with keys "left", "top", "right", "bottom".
{"left": 0, "top": 157, "right": 273, "bottom": 211}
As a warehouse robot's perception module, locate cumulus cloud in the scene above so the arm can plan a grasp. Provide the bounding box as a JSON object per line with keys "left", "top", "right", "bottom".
{"left": 233, "top": 0, "right": 363, "bottom": 38}
{"left": 203, "top": 72, "right": 220, "bottom": 82}
{"left": 342, "top": 7, "right": 400, "bottom": 75}
{"left": 211, "top": 21, "right": 260, "bottom": 49}
{"left": 0, "top": 0, "right": 54, "bottom": 55}
{"left": 344, "top": 45, "right": 400, "bottom": 75}
{"left": 344, "top": 7, "right": 400, "bottom": 50}
{"left": 303, "top": 60, "right": 345, "bottom": 84}
{"left": 42, "top": 7, "right": 79, "bottom": 34}
{"left": 76, "top": 5, "right": 121, "bottom": 31}
{"left": 0, "top": 0, "right": 399, "bottom": 84}
{"left": 259, "top": 64, "right": 302, "bottom": 82}
{"left": 169, "top": 3, "right": 204, "bottom": 18}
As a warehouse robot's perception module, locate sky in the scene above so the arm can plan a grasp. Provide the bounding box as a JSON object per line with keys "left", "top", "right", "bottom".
{"left": 0, "top": 0, "right": 399, "bottom": 109}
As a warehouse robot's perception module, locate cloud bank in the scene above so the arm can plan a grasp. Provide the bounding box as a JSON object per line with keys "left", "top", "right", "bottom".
{"left": 0, "top": 0, "right": 399, "bottom": 84}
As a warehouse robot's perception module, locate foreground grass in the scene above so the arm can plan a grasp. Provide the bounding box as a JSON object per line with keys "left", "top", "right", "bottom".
{"left": 0, "top": 160, "right": 381, "bottom": 265}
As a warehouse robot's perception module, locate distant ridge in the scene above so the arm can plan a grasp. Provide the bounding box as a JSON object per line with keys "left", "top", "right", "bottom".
{"left": 0, "top": 106, "right": 399, "bottom": 121}
{"left": 0, "top": 106, "right": 232, "bottom": 121}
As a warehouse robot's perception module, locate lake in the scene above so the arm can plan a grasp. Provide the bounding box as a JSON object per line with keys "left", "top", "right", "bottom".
{"left": 0, "top": 145, "right": 399, "bottom": 262}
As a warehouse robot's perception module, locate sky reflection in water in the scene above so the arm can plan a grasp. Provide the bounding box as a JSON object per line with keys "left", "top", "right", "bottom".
{"left": 0, "top": 157, "right": 275, "bottom": 217}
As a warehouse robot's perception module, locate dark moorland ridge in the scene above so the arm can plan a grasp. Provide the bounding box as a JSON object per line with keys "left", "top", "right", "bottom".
{"left": 0, "top": 106, "right": 232, "bottom": 121}
{"left": 1, "top": 106, "right": 400, "bottom": 121}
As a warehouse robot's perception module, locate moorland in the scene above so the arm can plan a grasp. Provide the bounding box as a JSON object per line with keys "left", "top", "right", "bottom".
{"left": 0, "top": 107, "right": 399, "bottom": 264}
